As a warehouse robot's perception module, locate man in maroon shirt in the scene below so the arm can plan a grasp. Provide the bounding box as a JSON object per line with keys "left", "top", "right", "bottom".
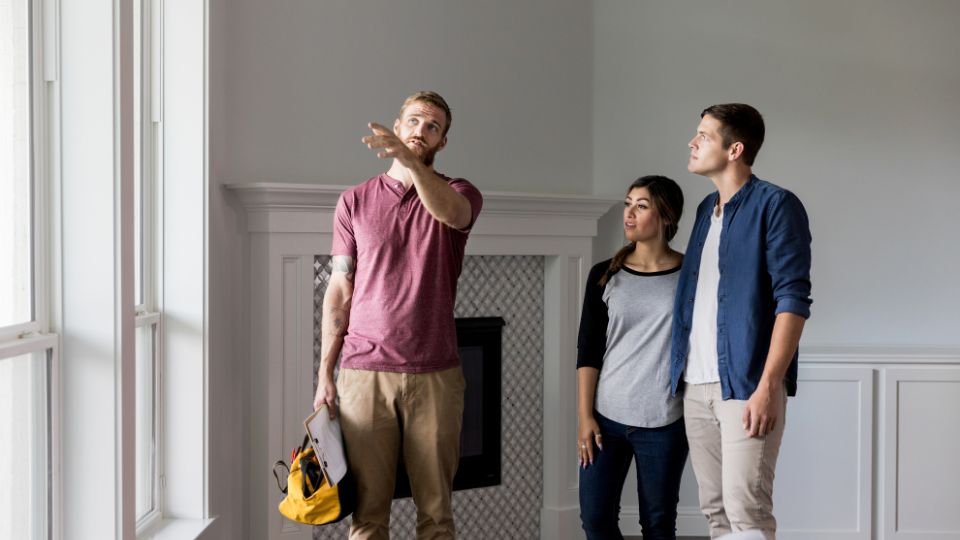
{"left": 312, "top": 91, "right": 483, "bottom": 540}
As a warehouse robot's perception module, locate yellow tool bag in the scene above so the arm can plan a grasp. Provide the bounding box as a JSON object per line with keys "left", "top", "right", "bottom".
{"left": 273, "top": 434, "right": 356, "bottom": 525}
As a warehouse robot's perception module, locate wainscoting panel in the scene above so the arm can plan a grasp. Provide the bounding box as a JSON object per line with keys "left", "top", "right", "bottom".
{"left": 882, "top": 368, "right": 960, "bottom": 539}
{"left": 776, "top": 366, "right": 874, "bottom": 540}
{"left": 313, "top": 255, "right": 545, "bottom": 540}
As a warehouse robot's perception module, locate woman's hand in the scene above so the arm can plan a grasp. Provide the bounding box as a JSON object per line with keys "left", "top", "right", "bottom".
{"left": 578, "top": 415, "right": 603, "bottom": 468}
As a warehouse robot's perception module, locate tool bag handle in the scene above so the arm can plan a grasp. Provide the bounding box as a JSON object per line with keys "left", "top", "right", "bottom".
{"left": 272, "top": 434, "right": 311, "bottom": 495}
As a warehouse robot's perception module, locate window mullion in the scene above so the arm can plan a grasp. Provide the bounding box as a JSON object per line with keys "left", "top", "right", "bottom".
{"left": 0, "top": 321, "right": 43, "bottom": 344}
{"left": 0, "top": 332, "right": 57, "bottom": 361}
{"left": 135, "top": 311, "right": 160, "bottom": 328}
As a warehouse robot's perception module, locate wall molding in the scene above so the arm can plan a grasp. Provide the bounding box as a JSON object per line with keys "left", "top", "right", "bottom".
{"left": 227, "top": 182, "right": 617, "bottom": 240}
{"left": 800, "top": 347, "right": 960, "bottom": 364}
{"left": 227, "top": 182, "right": 616, "bottom": 217}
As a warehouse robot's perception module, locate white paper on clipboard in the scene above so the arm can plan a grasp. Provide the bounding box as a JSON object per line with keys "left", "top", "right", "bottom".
{"left": 303, "top": 407, "right": 348, "bottom": 486}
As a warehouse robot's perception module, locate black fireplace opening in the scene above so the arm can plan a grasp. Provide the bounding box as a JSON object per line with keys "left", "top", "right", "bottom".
{"left": 393, "top": 316, "right": 505, "bottom": 498}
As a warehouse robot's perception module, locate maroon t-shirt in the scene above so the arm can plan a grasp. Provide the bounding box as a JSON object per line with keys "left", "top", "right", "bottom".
{"left": 331, "top": 173, "right": 483, "bottom": 373}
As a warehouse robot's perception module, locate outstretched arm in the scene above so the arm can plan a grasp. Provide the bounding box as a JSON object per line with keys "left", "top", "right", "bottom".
{"left": 362, "top": 122, "right": 473, "bottom": 229}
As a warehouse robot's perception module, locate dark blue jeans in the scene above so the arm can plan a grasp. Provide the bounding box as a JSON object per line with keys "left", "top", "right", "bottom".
{"left": 579, "top": 412, "right": 688, "bottom": 540}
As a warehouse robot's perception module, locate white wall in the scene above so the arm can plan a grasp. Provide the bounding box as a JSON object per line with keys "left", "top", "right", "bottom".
{"left": 593, "top": 0, "right": 960, "bottom": 348}
{"left": 221, "top": 0, "right": 593, "bottom": 193}
{"left": 59, "top": 0, "right": 128, "bottom": 535}
{"left": 208, "top": 0, "right": 248, "bottom": 537}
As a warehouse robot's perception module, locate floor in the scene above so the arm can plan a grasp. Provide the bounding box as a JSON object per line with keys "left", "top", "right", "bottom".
{"left": 624, "top": 537, "right": 707, "bottom": 540}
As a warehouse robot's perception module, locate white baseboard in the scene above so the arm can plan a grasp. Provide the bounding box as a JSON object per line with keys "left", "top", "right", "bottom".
{"left": 542, "top": 505, "right": 707, "bottom": 539}
{"left": 540, "top": 505, "right": 582, "bottom": 540}
{"left": 620, "top": 506, "right": 708, "bottom": 537}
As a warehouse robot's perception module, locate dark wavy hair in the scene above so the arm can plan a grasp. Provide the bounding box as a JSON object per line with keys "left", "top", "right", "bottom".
{"left": 598, "top": 175, "right": 684, "bottom": 287}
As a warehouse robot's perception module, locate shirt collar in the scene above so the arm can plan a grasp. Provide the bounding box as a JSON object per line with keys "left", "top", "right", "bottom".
{"left": 710, "top": 174, "right": 758, "bottom": 212}
{"left": 727, "top": 174, "right": 758, "bottom": 206}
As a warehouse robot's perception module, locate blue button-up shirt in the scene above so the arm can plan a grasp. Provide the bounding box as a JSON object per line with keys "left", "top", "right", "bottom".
{"left": 671, "top": 175, "right": 812, "bottom": 400}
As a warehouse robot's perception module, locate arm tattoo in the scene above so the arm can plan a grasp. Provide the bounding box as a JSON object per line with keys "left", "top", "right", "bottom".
{"left": 331, "top": 255, "right": 356, "bottom": 283}
{"left": 325, "top": 306, "right": 350, "bottom": 338}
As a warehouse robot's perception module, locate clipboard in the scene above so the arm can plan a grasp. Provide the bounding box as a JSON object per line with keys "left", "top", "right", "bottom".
{"left": 303, "top": 406, "right": 348, "bottom": 486}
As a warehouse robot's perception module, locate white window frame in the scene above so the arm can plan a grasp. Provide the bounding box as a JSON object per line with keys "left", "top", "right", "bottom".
{"left": 16, "top": 0, "right": 213, "bottom": 535}
{"left": 0, "top": 335, "right": 59, "bottom": 540}
{"left": 0, "top": 0, "right": 48, "bottom": 343}
{"left": 134, "top": 312, "right": 162, "bottom": 532}
{"left": 0, "top": 0, "right": 61, "bottom": 538}
{"left": 135, "top": 0, "right": 159, "bottom": 313}
{"left": 134, "top": 0, "right": 164, "bottom": 533}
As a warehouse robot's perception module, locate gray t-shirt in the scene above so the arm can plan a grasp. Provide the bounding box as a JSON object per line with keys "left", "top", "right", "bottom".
{"left": 577, "top": 261, "right": 683, "bottom": 427}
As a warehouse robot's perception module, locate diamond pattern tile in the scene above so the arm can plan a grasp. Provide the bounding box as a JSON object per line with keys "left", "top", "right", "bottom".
{"left": 312, "top": 255, "right": 545, "bottom": 539}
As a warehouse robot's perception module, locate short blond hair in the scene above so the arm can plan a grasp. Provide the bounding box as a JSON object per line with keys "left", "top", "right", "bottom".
{"left": 400, "top": 91, "right": 452, "bottom": 136}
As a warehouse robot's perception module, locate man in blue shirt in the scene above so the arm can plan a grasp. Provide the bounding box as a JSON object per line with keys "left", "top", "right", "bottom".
{"left": 671, "top": 103, "right": 812, "bottom": 539}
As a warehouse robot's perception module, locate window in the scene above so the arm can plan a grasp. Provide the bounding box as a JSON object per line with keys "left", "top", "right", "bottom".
{"left": 1, "top": 0, "right": 33, "bottom": 331}
{"left": 1, "top": 1, "right": 55, "bottom": 538}
{"left": 6, "top": 0, "right": 210, "bottom": 535}
{"left": 134, "top": 0, "right": 163, "bottom": 529}
{"left": 134, "top": 316, "right": 160, "bottom": 522}
{"left": 0, "top": 349, "right": 50, "bottom": 540}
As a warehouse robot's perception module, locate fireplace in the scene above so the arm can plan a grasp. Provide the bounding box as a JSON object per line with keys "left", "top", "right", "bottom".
{"left": 393, "top": 316, "right": 505, "bottom": 498}
{"left": 229, "top": 181, "right": 612, "bottom": 539}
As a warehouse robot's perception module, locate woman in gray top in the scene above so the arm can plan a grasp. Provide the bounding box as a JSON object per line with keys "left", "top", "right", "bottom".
{"left": 576, "top": 175, "right": 688, "bottom": 540}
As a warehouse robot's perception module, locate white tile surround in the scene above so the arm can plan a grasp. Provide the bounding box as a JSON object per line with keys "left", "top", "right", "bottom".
{"left": 311, "top": 254, "right": 546, "bottom": 539}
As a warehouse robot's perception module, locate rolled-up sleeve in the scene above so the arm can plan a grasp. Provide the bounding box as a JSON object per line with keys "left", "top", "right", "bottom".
{"left": 765, "top": 190, "right": 813, "bottom": 319}
{"left": 576, "top": 263, "right": 610, "bottom": 369}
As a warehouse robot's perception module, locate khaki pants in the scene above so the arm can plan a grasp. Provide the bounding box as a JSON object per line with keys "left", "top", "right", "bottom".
{"left": 338, "top": 366, "right": 465, "bottom": 540}
{"left": 683, "top": 382, "right": 786, "bottom": 540}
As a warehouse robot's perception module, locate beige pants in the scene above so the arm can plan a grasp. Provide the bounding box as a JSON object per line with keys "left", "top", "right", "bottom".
{"left": 683, "top": 382, "right": 786, "bottom": 540}
{"left": 338, "top": 366, "right": 465, "bottom": 540}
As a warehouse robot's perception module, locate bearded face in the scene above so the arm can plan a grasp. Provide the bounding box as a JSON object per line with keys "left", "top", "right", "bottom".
{"left": 406, "top": 136, "right": 442, "bottom": 166}
{"left": 395, "top": 101, "right": 448, "bottom": 167}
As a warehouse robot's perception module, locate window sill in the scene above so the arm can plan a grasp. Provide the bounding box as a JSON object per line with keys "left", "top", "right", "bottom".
{"left": 137, "top": 517, "right": 216, "bottom": 540}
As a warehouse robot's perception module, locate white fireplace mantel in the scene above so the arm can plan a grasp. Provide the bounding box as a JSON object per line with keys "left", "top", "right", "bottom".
{"left": 227, "top": 181, "right": 617, "bottom": 540}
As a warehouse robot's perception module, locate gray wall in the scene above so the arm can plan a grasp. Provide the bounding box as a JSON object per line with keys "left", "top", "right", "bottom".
{"left": 593, "top": 0, "right": 960, "bottom": 348}
{"left": 221, "top": 0, "right": 960, "bottom": 348}
{"left": 208, "top": 0, "right": 247, "bottom": 537}
{"left": 221, "top": 0, "right": 593, "bottom": 193}
{"left": 212, "top": 2, "right": 960, "bottom": 537}
{"left": 215, "top": 4, "right": 591, "bottom": 536}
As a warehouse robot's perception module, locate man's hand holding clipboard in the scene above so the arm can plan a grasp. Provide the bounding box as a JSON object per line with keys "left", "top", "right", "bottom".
{"left": 304, "top": 406, "right": 349, "bottom": 486}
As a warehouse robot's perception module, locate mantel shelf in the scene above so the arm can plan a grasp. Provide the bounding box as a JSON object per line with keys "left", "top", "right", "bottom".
{"left": 225, "top": 182, "right": 618, "bottom": 219}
